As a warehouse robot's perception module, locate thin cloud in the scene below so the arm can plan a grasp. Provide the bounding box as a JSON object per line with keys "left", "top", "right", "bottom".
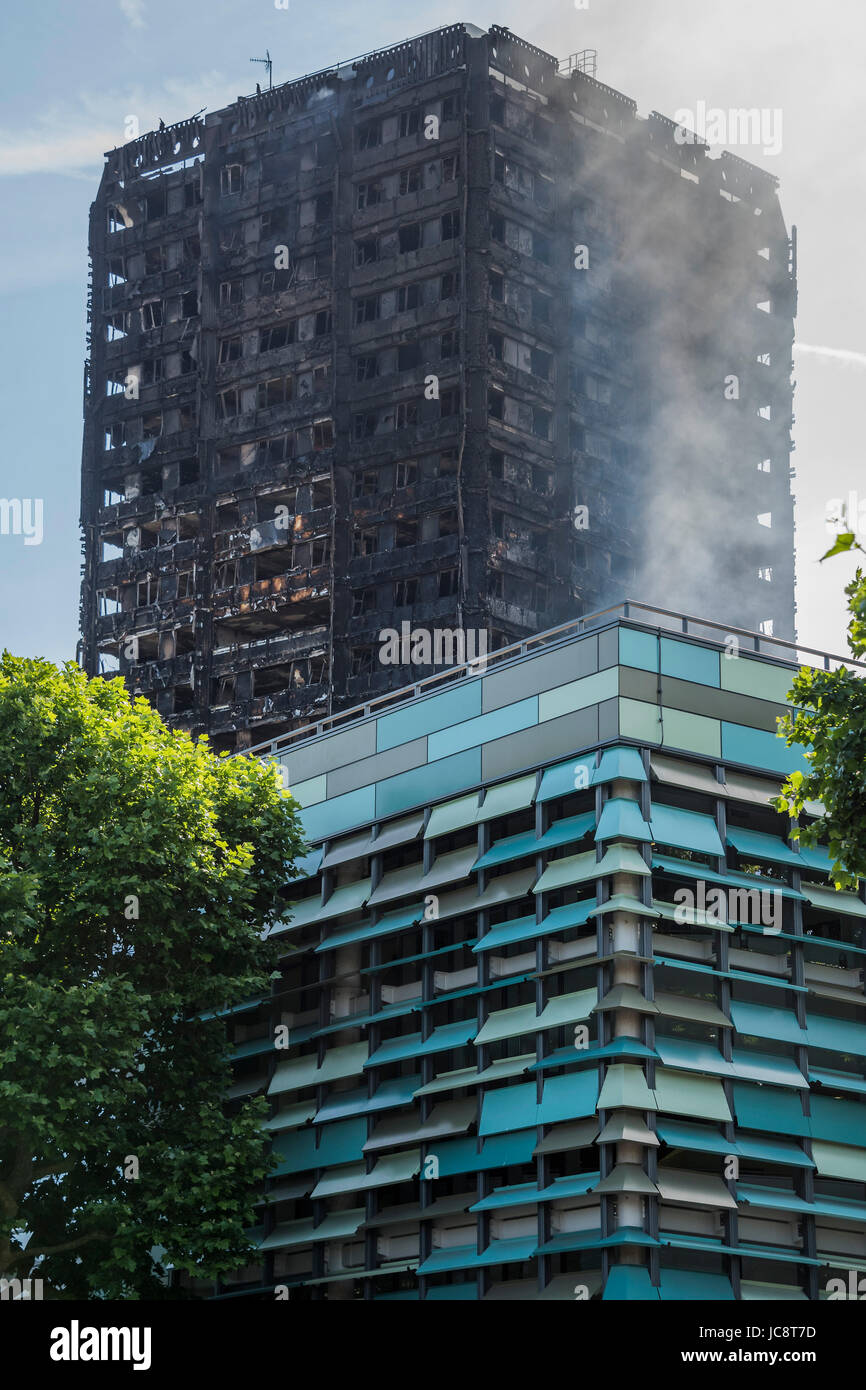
{"left": 119, "top": 0, "right": 146, "bottom": 29}
{"left": 0, "top": 73, "right": 237, "bottom": 178}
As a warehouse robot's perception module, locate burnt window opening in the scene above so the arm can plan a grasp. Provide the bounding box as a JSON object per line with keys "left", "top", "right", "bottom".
{"left": 356, "top": 180, "right": 384, "bottom": 209}
{"left": 393, "top": 578, "right": 418, "bottom": 607}
{"left": 439, "top": 387, "right": 459, "bottom": 418}
{"left": 533, "top": 465, "right": 554, "bottom": 496}
{"left": 220, "top": 279, "right": 244, "bottom": 306}
{"left": 184, "top": 180, "right": 202, "bottom": 208}
{"left": 140, "top": 300, "right": 163, "bottom": 331}
{"left": 180, "top": 349, "right": 195, "bottom": 375}
{"left": 399, "top": 166, "right": 422, "bottom": 196}
{"left": 181, "top": 290, "right": 198, "bottom": 318}
{"left": 311, "top": 537, "right": 330, "bottom": 567}
{"left": 395, "top": 461, "right": 417, "bottom": 489}
{"left": 258, "top": 375, "right": 294, "bottom": 410}
{"left": 398, "top": 223, "right": 422, "bottom": 254}
{"left": 489, "top": 93, "right": 505, "bottom": 126}
{"left": 141, "top": 412, "right": 162, "bottom": 440}
{"left": 259, "top": 323, "right": 295, "bottom": 353}
{"left": 442, "top": 154, "right": 460, "bottom": 182}
{"left": 355, "top": 355, "right": 379, "bottom": 383}
{"left": 311, "top": 477, "right": 331, "bottom": 508}
{"left": 314, "top": 192, "right": 333, "bottom": 221}
{"left": 353, "top": 412, "right": 377, "bottom": 441}
{"left": 489, "top": 451, "right": 504, "bottom": 481}
{"left": 137, "top": 576, "right": 157, "bottom": 607}
{"left": 314, "top": 310, "right": 332, "bottom": 337}
{"left": 143, "top": 191, "right": 166, "bottom": 221}
{"left": 396, "top": 284, "right": 421, "bottom": 313}
{"left": 173, "top": 684, "right": 195, "bottom": 713}
{"left": 357, "top": 118, "right": 382, "bottom": 151}
{"left": 312, "top": 419, "right": 334, "bottom": 450}
{"left": 215, "top": 560, "right": 237, "bottom": 590}
{"left": 438, "top": 510, "right": 458, "bottom": 538}
{"left": 488, "top": 331, "right": 504, "bottom": 362}
{"left": 221, "top": 165, "right": 244, "bottom": 196}
{"left": 438, "top": 450, "right": 458, "bottom": 477}
{"left": 394, "top": 519, "right": 419, "bottom": 549}
{"left": 183, "top": 233, "right": 201, "bottom": 261}
{"left": 440, "top": 211, "right": 460, "bottom": 242}
{"left": 144, "top": 246, "right": 167, "bottom": 275}
{"left": 355, "top": 238, "right": 379, "bottom": 267}
{"left": 489, "top": 270, "right": 504, "bottom": 302}
{"left": 397, "top": 342, "right": 421, "bottom": 372}
{"left": 440, "top": 330, "right": 458, "bottom": 360}
{"left": 219, "top": 337, "right": 243, "bottom": 365}
{"left": 490, "top": 213, "right": 505, "bottom": 244}
{"left": 438, "top": 567, "right": 458, "bottom": 597}
{"left": 441, "top": 93, "right": 461, "bottom": 122}
{"left": 176, "top": 570, "right": 194, "bottom": 599}
{"left": 530, "top": 347, "right": 553, "bottom": 382}
{"left": 532, "top": 406, "right": 552, "bottom": 440}
{"left": 353, "top": 587, "right": 377, "bottom": 617}
{"left": 533, "top": 234, "right": 551, "bottom": 266}
{"left": 217, "top": 388, "right": 240, "bottom": 420}
{"left": 354, "top": 527, "right": 378, "bottom": 557}
{"left": 104, "top": 422, "right": 127, "bottom": 451}
{"left": 350, "top": 646, "right": 376, "bottom": 676}
{"left": 399, "top": 110, "right": 420, "bottom": 138}
{"left": 440, "top": 271, "right": 460, "bottom": 300}
{"left": 212, "top": 675, "right": 237, "bottom": 705}
{"left": 395, "top": 401, "right": 419, "bottom": 430}
{"left": 531, "top": 289, "right": 552, "bottom": 324}
{"left": 353, "top": 469, "right": 379, "bottom": 499}
{"left": 354, "top": 295, "right": 380, "bottom": 326}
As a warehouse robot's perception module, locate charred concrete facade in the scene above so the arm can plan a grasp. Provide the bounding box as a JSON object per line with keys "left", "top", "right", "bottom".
{"left": 79, "top": 23, "right": 797, "bottom": 753}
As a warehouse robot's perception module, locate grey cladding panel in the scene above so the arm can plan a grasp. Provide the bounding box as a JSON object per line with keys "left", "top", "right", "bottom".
{"left": 327, "top": 737, "right": 428, "bottom": 798}
{"left": 285, "top": 721, "right": 378, "bottom": 786}
{"left": 481, "top": 636, "right": 598, "bottom": 713}
{"left": 481, "top": 706, "right": 599, "bottom": 782}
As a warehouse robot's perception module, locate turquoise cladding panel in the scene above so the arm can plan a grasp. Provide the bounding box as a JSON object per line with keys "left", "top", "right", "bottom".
{"left": 660, "top": 637, "right": 720, "bottom": 688}
{"left": 376, "top": 681, "right": 482, "bottom": 752}
{"left": 299, "top": 785, "right": 376, "bottom": 844}
{"left": 375, "top": 748, "right": 482, "bottom": 820}
{"left": 721, "top": 722, "right": 810, "bottom": 776}
{"left": 427, "top": 697, "right": 538, "bottom": 760}
{"left": 619, "top": 627, "right": 659, "bottom": 672}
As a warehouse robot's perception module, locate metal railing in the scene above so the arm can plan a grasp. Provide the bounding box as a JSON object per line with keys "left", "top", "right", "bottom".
{"left": 239, "top": 601, "right": 865, "bottom": 761}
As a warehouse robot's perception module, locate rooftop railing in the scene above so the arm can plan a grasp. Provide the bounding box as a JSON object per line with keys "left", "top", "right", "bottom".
{"left": 241, "top": 600, "right": 865, "bottom": 760}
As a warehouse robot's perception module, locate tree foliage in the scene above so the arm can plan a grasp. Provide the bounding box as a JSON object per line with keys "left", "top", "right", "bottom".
{"left": 776, "top": 534, "right": 866, "bottom": 888}
{"left": 0, "top": 656, "right": 304, "bottom": 1297}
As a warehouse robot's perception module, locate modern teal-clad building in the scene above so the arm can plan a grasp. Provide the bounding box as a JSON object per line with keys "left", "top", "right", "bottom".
{"left": 208, "top": 602, "right": 866, "bottom": 1300}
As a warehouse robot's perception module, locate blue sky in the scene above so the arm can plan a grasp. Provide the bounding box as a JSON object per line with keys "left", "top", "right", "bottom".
{"left": 1, "top": 0, "right": 864, "bottom": 664}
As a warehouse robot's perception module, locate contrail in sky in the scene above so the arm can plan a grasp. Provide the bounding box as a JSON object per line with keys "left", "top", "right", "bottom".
{"left": 794, "top": 343, "right": 866, "bottom": 367}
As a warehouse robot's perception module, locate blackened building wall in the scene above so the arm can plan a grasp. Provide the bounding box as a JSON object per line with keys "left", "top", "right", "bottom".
{"left": 79, "top": 22, "right": 796, "bottom": 753}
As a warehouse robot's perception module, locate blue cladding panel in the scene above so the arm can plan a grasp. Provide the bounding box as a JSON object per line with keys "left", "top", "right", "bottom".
{"left": 375, "top": 748, "right": 482, "bottom": 820}
{"left": 619, "top": 627, "right": 659, "bottom": 672}
{"left": 376, "top": 681, "right": 482, "bottom": 752}
{"left": 300, "top": 785, "right": 376, "bottom": 844}
{"left": 721, "top": 722, "right": 810, "bottom": 777}
{"left": 660, "top": 637, "right": 720, "bottom": 688}
{"left": 427, "top": 697, "right": 538, "bottom": 761}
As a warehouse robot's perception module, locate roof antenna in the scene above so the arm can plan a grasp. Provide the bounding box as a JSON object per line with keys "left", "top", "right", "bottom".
{"left": 250, "top": 49, "right": 273, "bottom": 91}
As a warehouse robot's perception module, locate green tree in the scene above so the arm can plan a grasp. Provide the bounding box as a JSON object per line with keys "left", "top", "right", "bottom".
{"left": 776, "top": 530, "right": 866, "bottom": 888}
{"left": 0, "top": 656, "right": 304, "bottom": 1298}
